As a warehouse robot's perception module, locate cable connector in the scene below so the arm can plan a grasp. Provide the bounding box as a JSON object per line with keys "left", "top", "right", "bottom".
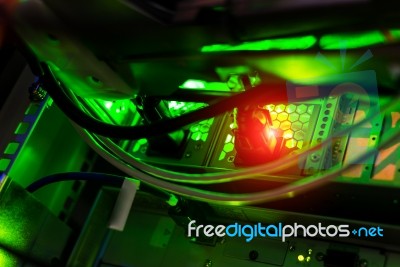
{"left": 29, "top": 81, "right": 47, "bottom": 102}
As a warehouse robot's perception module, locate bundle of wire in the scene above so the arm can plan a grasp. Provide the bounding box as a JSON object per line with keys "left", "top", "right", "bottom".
{"left": 34, "top": 64, "right": 400, "bottom": 205}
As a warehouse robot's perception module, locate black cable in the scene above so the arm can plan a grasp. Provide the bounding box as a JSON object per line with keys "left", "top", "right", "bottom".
{"left": 26, "top": 172, "right": 173, "bottom": 201}
{"left": 40, "top": 63, "right": 288, "bottom": 139}
{"left": 26, "top": 172, "right": 124, "bottom": 193}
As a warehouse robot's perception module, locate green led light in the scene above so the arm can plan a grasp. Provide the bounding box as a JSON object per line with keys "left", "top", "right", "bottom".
{"left": 201, "top": 133, "right": 209, "bottom": 142}
{"left": 89, "top": 99, "right": 133, "bottom": 125}
{"left": 201, "top": 35, "right": 317, "bottom": 52}
{"left": 168, "top": 101, "right": 207, "bottom": 117}
{"left": 264, "top": 103, "right": 314, "bottom": 149}
{"left": 297, "top": 255, "right": 305, "bottom": 262}
{"left": 320, "top": 31, "right": 385, "bottom": 49}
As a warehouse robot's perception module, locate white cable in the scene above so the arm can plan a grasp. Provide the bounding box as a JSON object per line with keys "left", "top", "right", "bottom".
{"left": 73, "top": 122, "right": 400, "bottom": 205}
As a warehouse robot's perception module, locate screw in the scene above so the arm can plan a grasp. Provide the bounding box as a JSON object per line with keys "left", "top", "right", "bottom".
{"left": 185, "top": 152, "right": 191, "bottom": 158}
{"left": 249, "top": 250, "right": 259, "bottom": 261}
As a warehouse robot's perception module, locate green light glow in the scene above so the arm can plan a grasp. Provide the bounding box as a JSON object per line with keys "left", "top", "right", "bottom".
{"left": 201, "top": 35, "right": 317, "bottom": 52}
{"left": 132, "top": 139, "right": 148, "bottom": 153}
{"left": 389, "top": 29, "right": 400, "bottom": 39}
{"left": 297, "top": 255, "right": 305, "bottom": 262}
{"left": 179, "top": 79, "right": 206, "bottom": 89}
{"left": 168, "top": 101, "right": 207, "bottom": 118}
{"left": 104, "top": 101, "right": 113, "bottom": 110}
{"left": 320, "top": 31, "right": 386, "bottom": 49}
{"left": 179, "top": 79, "right": 230, "bottom": 91}
{"left": 249, "top": 55, "right": 357, "bottom": 82}
{"left": 84, "top": 98, "right": 134, "bottom": 125}
{"left": 167, "top": 101, "right": 214, "bottom": 142}
{"left": 0, "top": 250, "right": 17, "bottom": 267}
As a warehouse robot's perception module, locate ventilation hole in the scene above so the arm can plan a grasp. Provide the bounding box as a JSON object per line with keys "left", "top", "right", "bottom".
{"left": 321, "top": 124, "right": 326, "bottom": 129}
{"left": 372, "top": 137, "right": 376, "bottom": 141}
{"left": 319, "top": 131, "right": 324, "bottom": 136}
{"left": 322, "top": 117, "right": 328, "bottom": 122}
{"left": 324, "top": 110, "right": 330, "bottom": 115}
{"left": 365, "top": 166, "right": 369, "bottom": 170}
{"left": 326, "top": 103, "right": 332, "bottom": 108}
